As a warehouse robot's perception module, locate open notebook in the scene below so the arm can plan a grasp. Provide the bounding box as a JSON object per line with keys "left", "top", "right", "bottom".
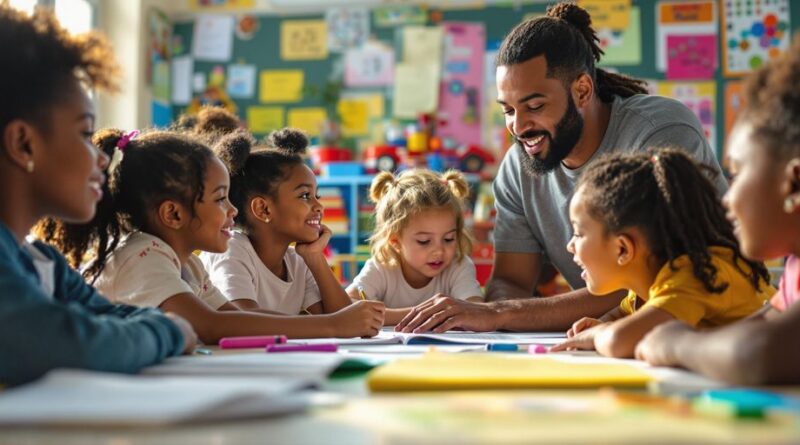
{"left": 367, "top": 353, "right": 652, "bottom": 391}
{"left": 0, "top": 370, "right": 311, "bottom": 426}
{"left": 288, "top": 328, "right": 566, "bottom": 346}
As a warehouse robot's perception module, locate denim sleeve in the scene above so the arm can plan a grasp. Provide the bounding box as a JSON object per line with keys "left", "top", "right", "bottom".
{"left": 0, "top": 244, "right": 184, "bottom": 386}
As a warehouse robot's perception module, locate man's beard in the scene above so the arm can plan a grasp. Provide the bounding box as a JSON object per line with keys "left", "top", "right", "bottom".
{"left": 515, "top": 96, "right": 584, "bottom": 177}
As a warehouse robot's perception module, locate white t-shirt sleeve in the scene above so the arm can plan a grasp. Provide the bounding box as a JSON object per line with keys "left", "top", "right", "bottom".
{"left": 300, "top": 261, "right": 322, "bottom": 311}
{"left": 111, "top": 244, "right": 194, "bottom": 308}
{"left": 185, "top": 255, "right": 230, "bottom": 310}
{"left": 202, "top": 248, "right": 258, "bottom": 303}
{"left": 447, "top": 256, "right": 483, "bottom": 300}
{"left": 346, "top": 258, "right": 387, "bottom": 302}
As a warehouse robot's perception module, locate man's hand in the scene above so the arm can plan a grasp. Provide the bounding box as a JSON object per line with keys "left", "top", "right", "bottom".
{"left": 395, "top": 294, "right": 499, "bottom": 333}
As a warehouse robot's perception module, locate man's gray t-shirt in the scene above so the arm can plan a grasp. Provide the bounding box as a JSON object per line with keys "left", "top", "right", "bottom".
{"left": 492, "top": 94, "right": 728, "bottom": 290}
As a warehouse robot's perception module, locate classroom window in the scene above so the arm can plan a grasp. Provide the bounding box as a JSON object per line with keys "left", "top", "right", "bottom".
{"left": 8, "top": 0, "right": 37, "bottom": 14}
{"left": 54, "top": 0, "right": 93, "bottom": 34}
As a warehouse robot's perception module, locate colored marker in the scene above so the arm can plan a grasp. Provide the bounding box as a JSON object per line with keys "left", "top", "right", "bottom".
{"left": 486, "top": 343, "right": 520, "bottom": 352}
{"left": 528, "top": 344, "right": 549, "bottom": 354}
{"left": 266, "top": 343, "right": 338, "bottom": 353}
{"left": 219, "top": 335, "right": 288, "bottom": 349}
{"left": 357, "top": 286, "right": 368, "bottom": 300}
{"left": 193, "top": 347, "right": 213, "bottom": 355}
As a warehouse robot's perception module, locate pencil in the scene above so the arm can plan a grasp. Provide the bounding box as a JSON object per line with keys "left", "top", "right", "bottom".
{"left": 357, "top": 285, "right": 367, "bottom": 301}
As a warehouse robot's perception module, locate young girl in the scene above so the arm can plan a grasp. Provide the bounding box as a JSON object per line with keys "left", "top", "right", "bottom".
{"left": 40, "top": 128, "right": 384, "bottom": 343}
{"left": 346, "top": 169, "right": 483, "bottom": 326}
{"left": 635, "top": 36, "right": 800, "bottom": 384}
{"left": 0, "top": 5, "right": 193, "bottom": 386}
{"left": 551, "top": 147, "right": 774, "bottom": 357}
{"left": 200, "top": 128, "right": 371, "bottom": 319}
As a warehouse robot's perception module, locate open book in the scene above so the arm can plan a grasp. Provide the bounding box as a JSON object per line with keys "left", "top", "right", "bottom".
{"left": 288, "top": 328, "right": 566, "bottom": 347}
{"left": 0, "top": 370, "right": 311, "bottom": 426}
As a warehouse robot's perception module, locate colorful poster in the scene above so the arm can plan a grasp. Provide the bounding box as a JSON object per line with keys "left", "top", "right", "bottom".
{"left": 344, "top": 44, "right": 394, "bottom": 87}
{"left": 656, "top": 81, "right": 717, "bottom": 150}
{"left": 147, "top": 8, "right": 171, "bottom": 85}
{"left": 482, "top": 40, "right": 511, "bottom": 155}
{"left": 666, "top": 34, "right": 717, "bottom": 79}
{"left": 152, "top": 60, "right": 170, "bottom": 104}
{"left": 191, "top": 14, "right": 234, "bottom": 62}
{"left": 337, "top": 98, "right": 370, "bottom": 137}
{"left": 247, "top": 106, "right": 284, "bottom": 134}
{"left": 403, "top": 26, "right": 443, "bottom": 64}
{"left": 437, "top": 22, "right": 486, "bottom": 147}
{"left": 151, "top": 101, "right": 171, "bottom": 128}
{"left": 578, "top": 0, "right": 631, "bottom": 29}
{"left": 188, "top": 0, "right": 255, "bottom": 10}
{"left": 597, "top": 6, "right": 641, "bottom": 66}
{"left": 393, "top": 63, "right": 440, "bottom": 118}
{"left": 259, "top": 70, "right": 304, "bottom": 103}
{"left": 722, "top": 0, "right": 791, "bottom": 77}
{"left": 226, "top": 63, "right": 256, "bottom": 98}
{"left": 326, "top": 8, "right": 369, "bottom": 52}
{"left": 287, "top": 108, "right": 328, "bottom": 136}
{"left": 656, "top": 1, "right": 716, "bottom": 72}
{"left": 723, "top": 80, "right": 745, "bottom": 163}
{"left": 280, "top": 20, "right": 328, "bottom": 61}
{"left": 373, "top": 6, "right": 427, "bottom": 27}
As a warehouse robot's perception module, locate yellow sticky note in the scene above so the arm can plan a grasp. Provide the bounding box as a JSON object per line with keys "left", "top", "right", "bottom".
{"left": 337, "top": 98, "right": 370, "bottom": 137}
{"left": 281, "top": 20, "right": 328, "bottom": 61}
{"left": 287, "top": 107, "right": 327, "bottom": 136}
{"left": 259, "top": 70, "right": 304, "bottom": 103}
{"left": 247, "top": 106, "right": 284, "bottom": 134}
{"left": 578, "top": 0, "right": 631, "bottom": 30}
{"left": 363, "top": 94, "right": 385, "bottom": 118}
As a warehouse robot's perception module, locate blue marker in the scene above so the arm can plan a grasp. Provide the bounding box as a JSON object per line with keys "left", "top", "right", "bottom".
{"left": 486, "top": 343, "right": 520, "bottom": 352}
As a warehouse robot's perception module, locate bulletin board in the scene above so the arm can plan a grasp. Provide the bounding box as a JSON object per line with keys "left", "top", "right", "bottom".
{"left": 169, "top": 0, "right": 800, "bottom": 160}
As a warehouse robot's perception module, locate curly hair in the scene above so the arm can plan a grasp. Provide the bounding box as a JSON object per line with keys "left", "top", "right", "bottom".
{"left": 740, "top": 34, "right": 800, "bottom": 161}
{"left": 496, "top": 2, "right": 647, "bottom": 102}
{"left": 369, "top": 169, "right": 473, "bottom": 267}
{"left": 577, "top": 148, "right": 770, "bottom": 294}
{"left": 0, "top": 5, "right": 119, "bottom": 136}
{"left": 213, "top": 127, "right": 309, "bottom": 230}
{"left": 36, "top": 129, "right": 216, "bottom": 282}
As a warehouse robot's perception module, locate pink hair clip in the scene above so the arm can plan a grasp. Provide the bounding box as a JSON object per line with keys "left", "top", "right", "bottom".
{"left": 116, "top": 130, "right": 140, "bottom": 151}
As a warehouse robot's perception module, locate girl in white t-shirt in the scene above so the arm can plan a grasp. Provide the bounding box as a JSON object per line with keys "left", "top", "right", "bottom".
{"left": 347, "top": 169, "right": 484, "bottom": 325}
{"left": 201, "top": 128, "right": 385, "bottom": 331}
{"left": 40, "top": 129, "right": 384, "bottom": 342}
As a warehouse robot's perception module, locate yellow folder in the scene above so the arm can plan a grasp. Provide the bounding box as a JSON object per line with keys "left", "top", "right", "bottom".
{"left": 367, "top": 353, "right": 652, "bottom": 392}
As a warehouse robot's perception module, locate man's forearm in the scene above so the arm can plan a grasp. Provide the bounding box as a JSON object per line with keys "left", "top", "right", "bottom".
{"left": 489, "top": 288, "right": 626, "bottom": 331}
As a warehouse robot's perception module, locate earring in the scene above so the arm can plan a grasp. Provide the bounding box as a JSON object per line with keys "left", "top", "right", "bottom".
{"left": 25, "top": 160, "right": 34, "bottom": 173}
{"left": 264, "top": 216, "right": 271, "bottom": 224}
{"left": 784, "top": 196, "right": 800, "bottom": 214}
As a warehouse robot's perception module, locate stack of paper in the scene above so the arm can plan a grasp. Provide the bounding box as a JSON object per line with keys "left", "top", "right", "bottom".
{"left": 0, "top": 370, "right": 310, "bottom": 426}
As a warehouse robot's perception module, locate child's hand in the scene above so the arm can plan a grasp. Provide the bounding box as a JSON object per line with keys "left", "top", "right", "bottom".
{"left": 550, "top": 326, "right": 600, "bottom": 352}
{"left": 295, "top": 224, "right": 332, "bottom": 258}
{"left": 634, "top": 320, "right": 693, "bottom": 366}
{"left": 164, "top": 312, "right": 198, "bottom": 355}
{"left": 567, "top": 317, "right": 603, "bottom": 337}
{"left": 329, "top": 300, "right": 385, "bottom": 338}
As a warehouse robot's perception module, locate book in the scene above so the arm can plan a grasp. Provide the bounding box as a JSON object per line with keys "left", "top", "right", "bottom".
{"left": 288, "top": 329, "right": 567, "bottom": 347}
{"left": 0, "top": 370, "right": 311, "bottom": 426}
{"left": 367, "top": 353, "right": 652, "bottom": 392}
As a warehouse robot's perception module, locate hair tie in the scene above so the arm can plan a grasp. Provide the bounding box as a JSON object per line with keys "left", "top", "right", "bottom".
{"left": 116, "top": 130, "right": 139, "bottom": 151}
{"left": 650, "top": 155, "right": 659, "bottom": 164}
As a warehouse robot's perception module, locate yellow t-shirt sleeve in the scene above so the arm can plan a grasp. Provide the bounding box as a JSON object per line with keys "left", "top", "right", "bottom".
{"left": 644, "top": 266, "right": 709, "bottom": 327}
{"left": 619, "top": 291, "right": 637, "bottom": 315}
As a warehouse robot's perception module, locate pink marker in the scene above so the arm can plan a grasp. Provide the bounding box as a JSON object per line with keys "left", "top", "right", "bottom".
{"left": 266, "top": 343, "right": 338, "bottom": 353}
{"left": 218, "top": 335, "right": 287, "bottom": 349}
{"left": 528, "top": 344, "right": 549, "bottom": 354}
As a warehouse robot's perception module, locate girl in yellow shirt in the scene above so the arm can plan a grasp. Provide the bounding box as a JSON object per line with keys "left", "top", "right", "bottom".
{"left": 551, "top": 148, "right": 774, "bottom": 357}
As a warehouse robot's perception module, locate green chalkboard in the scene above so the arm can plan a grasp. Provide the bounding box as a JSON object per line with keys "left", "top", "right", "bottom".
{"left": 171, "top": 0, "right": 799, "bottom": 159}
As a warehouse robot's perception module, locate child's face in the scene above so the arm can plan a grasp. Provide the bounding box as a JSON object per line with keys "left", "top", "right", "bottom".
{"left": 270, "top": 164, "right": 323, "bottom": 243}
{"left": 566, "top": 188, "right": 624, "bottom": 295}
{"left": 724, "top": 121, "right": 796, "bottom": 259}
{"left": 394, "top": 208, "right": 458, "bottom": 287}
{"left": 189, "top": 157, "right": 237, "bottom": 253}
{"left": 31, "top": 82, "right": 108, "bottom": 223}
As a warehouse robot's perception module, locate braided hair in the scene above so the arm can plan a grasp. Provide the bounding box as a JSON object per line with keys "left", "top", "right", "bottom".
{"left": 577, "top": 147, "right": 770, "bottom": 293}
{"left": 496, "top": 2, "right": 648, "bottom": 102}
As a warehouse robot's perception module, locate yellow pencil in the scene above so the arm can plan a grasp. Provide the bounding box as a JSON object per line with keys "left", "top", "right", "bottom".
{"left": 357, "top": 286, "right": 367, "bottom": 301}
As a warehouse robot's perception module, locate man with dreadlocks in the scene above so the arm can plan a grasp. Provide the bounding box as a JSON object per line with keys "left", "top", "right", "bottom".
{"left": 396, "top": 2, "right": 727, "bottom": 333}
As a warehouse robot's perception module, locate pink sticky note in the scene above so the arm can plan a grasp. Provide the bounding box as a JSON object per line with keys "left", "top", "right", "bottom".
{"left": 666, "top": 35, "right": 717, "bottom": 80}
